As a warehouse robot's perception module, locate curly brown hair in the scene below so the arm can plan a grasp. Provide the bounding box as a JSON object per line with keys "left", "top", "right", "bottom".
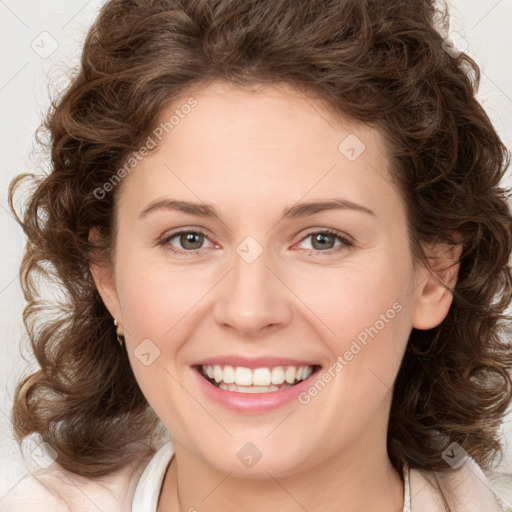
{"left": 9, "top": 0, "right": 512, "bottom": 479}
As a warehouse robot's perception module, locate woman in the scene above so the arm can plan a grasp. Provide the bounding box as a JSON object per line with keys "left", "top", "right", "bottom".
{"left": 4, "top": 0, "right": 512, "bottom": 510}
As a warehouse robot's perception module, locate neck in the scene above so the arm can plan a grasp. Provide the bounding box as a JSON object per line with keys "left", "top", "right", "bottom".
{"left": 157, "top": 429, "right": 404, "bottom": 512}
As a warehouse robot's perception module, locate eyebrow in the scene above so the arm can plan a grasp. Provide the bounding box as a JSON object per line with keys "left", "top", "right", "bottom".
{"left": 138, "top": 198, "right": 376, "bottom": 220}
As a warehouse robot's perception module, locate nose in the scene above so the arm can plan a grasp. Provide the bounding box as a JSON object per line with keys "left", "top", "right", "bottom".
{"left": 213, "top": 241, "right": 293, "bottom": 337}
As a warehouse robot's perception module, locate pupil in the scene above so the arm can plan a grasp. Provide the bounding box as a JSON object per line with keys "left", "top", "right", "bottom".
{"left": 312, "top": 233, "right": 333, "bottom": 250}
{"left": 181, "top": 232, "right": 203, "bottom": 250}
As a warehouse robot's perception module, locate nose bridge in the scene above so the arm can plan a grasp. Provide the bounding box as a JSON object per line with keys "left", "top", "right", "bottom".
{"left": 214, "top": 235, "right": 292, "bottom": 335}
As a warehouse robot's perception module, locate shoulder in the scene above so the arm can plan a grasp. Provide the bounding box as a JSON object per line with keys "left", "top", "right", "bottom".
{"left": 1, "top": 471, "right": 71, "bottom": 512}
{"left": 409, "top": 458, "right": 512, "bottom": 512}
{"left": 483, "top": 468, "right": 512, "bottom": 512}
{"left": 1, "top": 453, "right": 150, "bottom": 512}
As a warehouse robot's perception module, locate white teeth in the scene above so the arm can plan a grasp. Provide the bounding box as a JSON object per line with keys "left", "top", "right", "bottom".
{"left": 223, "top": 365, "right": 235, "bottom": 384}
{"left": 234, "top": 367, "right": 253, "bottom": 386}
{"left": 218, "top": 382, "right": 290, "bottom": 393}
{"left": 253, "top": 368, "right": 271, "bottom": 386}
{"left": 213, "top": 365, "right": 223, "bottom": 383}
{"left": 271, "top": 366, "right": 285, "bottom": 384}
{"left": 284, "top": 366, "right": 296, "bottom": 384}
{"left": 201, "top": 364, "right": 315, "bottom": 388}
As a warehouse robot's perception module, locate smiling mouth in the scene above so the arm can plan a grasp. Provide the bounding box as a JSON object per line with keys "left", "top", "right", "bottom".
{"left": 195, "top": 364, "right": 321, "bottom": 393}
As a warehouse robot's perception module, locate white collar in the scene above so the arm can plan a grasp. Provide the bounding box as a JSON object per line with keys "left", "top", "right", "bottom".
{"left": 132, "top": 441, "right": 505, "bottom": 512}
{"left": 132, "top": 440, "right": 175, "bottom": 512}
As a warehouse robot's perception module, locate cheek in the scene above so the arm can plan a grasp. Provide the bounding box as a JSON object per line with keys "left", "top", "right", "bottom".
{"left": 116, "top": 237, "right": 414, "bottom": 399}
{"left": 115, "top": 251, "right": 212, "bottom": 339}
{"left": 288, "top": 256, "right": 413, "bottom": 388}
{"left": 114, "top": 258, "right": 205, "bottom": 419}
{"left": 293, "top": 259, "right": 409, "bottom": 338}
{"left": 117, "top": 246, "right": 414, "bottom": 360}
{"left": 113, "top": 253, "right": 226, "bottom": 404}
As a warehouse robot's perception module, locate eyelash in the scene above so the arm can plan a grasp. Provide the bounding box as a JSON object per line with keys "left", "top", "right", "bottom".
{"left": 159, "top": 228, "right": 354, "bottom": 256}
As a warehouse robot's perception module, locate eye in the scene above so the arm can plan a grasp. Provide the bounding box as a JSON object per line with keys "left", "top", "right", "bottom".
{"left": 296, "top": 229, "right": 353, "bottom": 253}
{"left": 159, "top": 228, "right": 353, "bottom": 255}
{"left": 160, "top": 229, "right": 215, "bottom": 254}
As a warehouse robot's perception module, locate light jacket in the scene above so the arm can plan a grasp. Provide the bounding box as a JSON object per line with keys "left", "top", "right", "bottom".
{"left": 2, "top": 441, "right": 511, "bottom": 511}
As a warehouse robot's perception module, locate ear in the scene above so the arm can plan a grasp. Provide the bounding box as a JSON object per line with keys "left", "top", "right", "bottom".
{"left": 88, "top": 227, "right": 124, "bottom": 335}
{"left": 411, "top": 234, "right": 463, "bottom": 330}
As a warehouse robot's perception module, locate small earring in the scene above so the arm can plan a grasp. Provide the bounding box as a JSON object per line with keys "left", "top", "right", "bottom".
{"left": 114, "top": 319, "right": 124, "bottom": 347}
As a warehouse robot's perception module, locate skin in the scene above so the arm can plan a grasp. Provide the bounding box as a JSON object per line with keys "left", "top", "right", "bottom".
{"left": 90, "top": 80, "right": 460, "bottom": 512}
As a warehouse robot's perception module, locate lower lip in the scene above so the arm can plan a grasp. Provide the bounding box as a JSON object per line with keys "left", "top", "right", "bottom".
{"left": 192, "top": 366, "right": 321, "bottom": 413}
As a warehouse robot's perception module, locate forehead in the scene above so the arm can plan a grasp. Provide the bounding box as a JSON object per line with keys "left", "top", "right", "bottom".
{"left": 116, "top": 80, "right": 401, "bottom": 223}
{"left": 164, "top": 79, "right": 375, "bottom": 149}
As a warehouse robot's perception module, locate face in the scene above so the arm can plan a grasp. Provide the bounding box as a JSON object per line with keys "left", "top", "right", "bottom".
{"left": 91, "top": 80, "right": 455, "bottom": 478}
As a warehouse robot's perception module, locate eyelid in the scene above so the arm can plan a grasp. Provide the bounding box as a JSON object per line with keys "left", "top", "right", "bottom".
{"left": 294, "top": 228, "right": 354, "bottom": 253}
{"left": 160, "top": 227, "right": 354, "bottom": 255}
{"left": 160, "top": 228, "right": 216, "bottom": 254}
{"left": 298, "top": 227, "right": 354, "bottom": 244}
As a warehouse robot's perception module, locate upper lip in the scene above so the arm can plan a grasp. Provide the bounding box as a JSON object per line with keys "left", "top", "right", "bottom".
{"left": 193, "top": 356, "right": 320, "bottom": 369}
